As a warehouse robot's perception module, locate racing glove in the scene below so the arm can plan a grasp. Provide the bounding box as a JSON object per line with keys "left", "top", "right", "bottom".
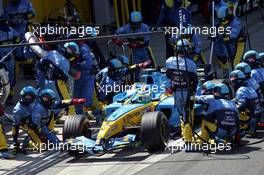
{"left": 193, "top": 54, "right": 200, "bottom": 63}
{"left": 136, "top": 60, "right": 152, "bottom": 69}
{"left": 71, "top": 98, "right": 86, "bottom": 105}
{"left": 62, "top": 98, "right": 86, "bottom": 105}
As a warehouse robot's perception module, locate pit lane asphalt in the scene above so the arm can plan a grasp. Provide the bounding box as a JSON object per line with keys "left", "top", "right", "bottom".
{"left": 1, "top": 8, "right": 264, "bottom": 175}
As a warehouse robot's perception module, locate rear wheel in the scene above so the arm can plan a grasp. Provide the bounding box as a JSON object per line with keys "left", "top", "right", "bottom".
{"left": 141, "top": 111, "right": 169, "bottom": 152}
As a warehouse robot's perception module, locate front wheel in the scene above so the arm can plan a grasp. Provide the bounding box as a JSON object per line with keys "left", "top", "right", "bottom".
{"left": 141, "top": 111, "right": 169, "bottom": 152}
{"left": 63, "top": 115, "right": 91, "bottom": 141}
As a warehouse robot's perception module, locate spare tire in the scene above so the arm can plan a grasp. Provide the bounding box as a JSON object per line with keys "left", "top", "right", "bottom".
{"left": 141, "top": 111, "right": 169, "bottom": 152}
{"left": 63, "top": 115, "right": 91, "bottom": 141}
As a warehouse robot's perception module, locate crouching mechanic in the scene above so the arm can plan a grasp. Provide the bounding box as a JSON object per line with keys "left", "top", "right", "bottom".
{"left": 257, "top": 52, "right": 264, "bottom": 125}
{"left": 96, "top": 58, "right": 151, "bottom": 104}
{"left": 63, "top": 42, "right": 95, "bottom": 114}
{"left": 12, "top": 86, "right": 42, "bottom": 154}
{"left": 195, "top": 81, "right": 216, "bottom": 112}
{"left": 195, "top": 83, "right": 239, "bottom": 145}
{"left": 235, "top": 62, "right": 264, "bottom": 101}
{"left": 235, "top": 62, "right": 264, "bottom": 122}
{"left": 165, "top": 39, "right": 198, "bottom": 146}
{"left": 0, "top": 104, "right": 15, "bottom": 159}
{"left": 31, "top": 89, "right": 85, "bottom": 144}
{"left": 34, "top": 48, "right": 77, "bottom": 118}
{"left": 229, "top": 70, "right": 262, "bottom": 136}
{"left": 242, "top": 51, "right": 264, "bottom": 95}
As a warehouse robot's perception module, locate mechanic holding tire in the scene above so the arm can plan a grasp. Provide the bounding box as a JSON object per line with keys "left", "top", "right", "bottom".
{"left": 31, "top": 89, "right": 86, "bottom": 144}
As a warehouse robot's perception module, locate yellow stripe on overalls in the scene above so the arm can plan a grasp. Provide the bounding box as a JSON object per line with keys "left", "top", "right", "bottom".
{"left": 198, "top": 120, "right": 217, "bottom": 143}
{"left": 0, "top": 124, "right": 8, "bottom": 150}
{"left": 90, "top": 90, "right": 106, "bottom": 111}
{"left": 146, "top": 47, "right": 158, "bottom": 68}
{"left": 27, "top": 129, "right": 42, "bottom": 148}
{"left": 239, "top": 112, "right": 250, "bottom": 130}
{"left": 114, "top": 0, "right": 120, "bottom": 28}
{"left": 48, "top": 112, "right": 55, "bottom": 131}
{"left": 132, "top": 0, "right": 137, "bottom": 11}
{"left": 137, "top": 0, "right": 142, "bottom": 12}
{"left": 233, "top": 37, "right": 246, "bottom": 67}
{"left": 124, "top": 0, "right": 129, "bottom": 23}
{"left": 19, "top": 124, "right": 42, "bottom": 149}
{"left": 199, "top": 52, "right": 207, "bottom": 64}
{"left": 56, "top": 80, "right": 76, "bottom": 115}
{"left": 121, "top": 0, "right": 126, "bottom": 25}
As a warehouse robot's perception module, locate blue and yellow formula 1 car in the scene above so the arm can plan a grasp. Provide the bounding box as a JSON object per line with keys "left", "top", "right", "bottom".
{"left": 63, "top": 69, "right": 180, "bottom": 157}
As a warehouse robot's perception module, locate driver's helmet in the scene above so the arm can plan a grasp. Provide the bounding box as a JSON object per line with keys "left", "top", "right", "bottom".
{"left": 136, "top": 90, "right": 152, "bottom": 104}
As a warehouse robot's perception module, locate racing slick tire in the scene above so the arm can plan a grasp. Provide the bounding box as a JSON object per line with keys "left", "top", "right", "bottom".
{"left": 63, "top": 115, "right": 91, "bottom": 141}
{"left": 141, "top": 111, "right": 169, "bottom": 152}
